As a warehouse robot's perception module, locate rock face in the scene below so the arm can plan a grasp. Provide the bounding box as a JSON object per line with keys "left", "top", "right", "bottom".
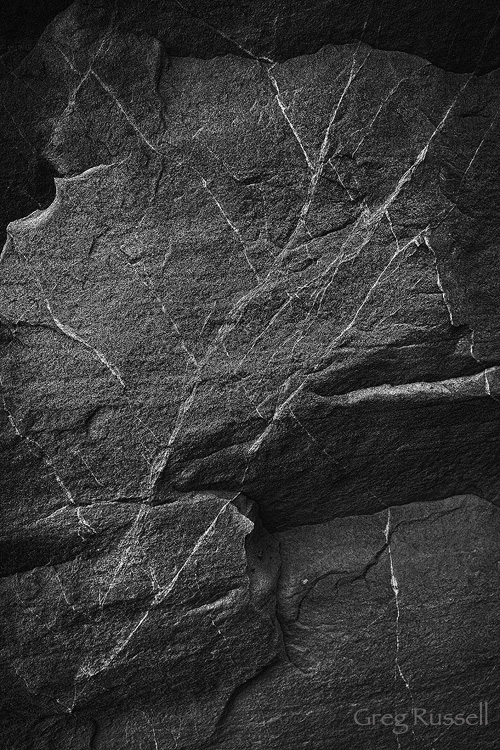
{"left": 213, "top": 495, "right": 500, "bottom": 749}
{"left": 1, "top": 494, "right": 281, "bottom": 749}
{"left": 1, "top": 2, "right": 499, "bottom": 748}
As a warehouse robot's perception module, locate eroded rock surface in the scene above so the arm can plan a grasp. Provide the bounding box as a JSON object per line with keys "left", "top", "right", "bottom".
{"left": 1, "top": 494, "right": 280, "bottom": 749}
{"left": 211, "top": 495, "right": 500, "bottom": 749}
{"left": 1, "top": 1, "right": 500, "bottom": 748}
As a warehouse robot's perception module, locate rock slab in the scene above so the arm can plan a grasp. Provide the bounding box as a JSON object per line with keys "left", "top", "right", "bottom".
{"left": 1, "top": 2, "right": 500, "bottom": 748}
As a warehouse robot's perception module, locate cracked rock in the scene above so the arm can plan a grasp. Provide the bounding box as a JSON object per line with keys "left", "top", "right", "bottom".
{"left": 1, "top": 1, "right": 500, "bottom": 748}
{"left": 0, "top": 494, "right": 280, "bottom": 749}
{"left": 211, "top": 495, "right": 500, "bottom": 749}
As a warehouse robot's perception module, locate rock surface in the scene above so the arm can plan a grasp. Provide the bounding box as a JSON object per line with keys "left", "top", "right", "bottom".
{"left": 211, "top": 495, "right": 500, "bottom": 749}
{"left": 1, "top": 1, "right": 500, "bottom": 748}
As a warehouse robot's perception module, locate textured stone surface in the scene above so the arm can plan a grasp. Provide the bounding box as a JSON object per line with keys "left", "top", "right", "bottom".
{"left": 211, "top": 495, "right": 500, "bottom": 749}
{"left": 1, "top": 494, "right": 281, "bottom": 748}
{"left": 1, "top": 1, "right": 500, "bottom": 748}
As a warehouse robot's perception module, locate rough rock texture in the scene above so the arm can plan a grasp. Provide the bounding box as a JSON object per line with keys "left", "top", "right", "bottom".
{"left": 1, "top": 1, "right": 500, "bottom": 748}
{"left": 1, "top": 494, "right": 280, "bottom": 749}
{"left": 212, "top": 495, "right": 500, "bottom": 748}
